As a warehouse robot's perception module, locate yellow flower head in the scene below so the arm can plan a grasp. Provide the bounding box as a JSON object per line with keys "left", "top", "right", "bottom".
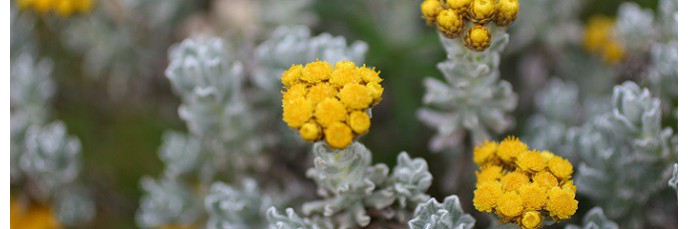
{"left": 347, "top": 111, "right": 371, "bottom": 134}
{"left": 495, "top": 0, "right": 519, "bottom": 26}
{"left": 282, "top": 65, "right": 304, "bottom": 87}
{"left": 339, "top": 83, "right": 372, "bottom": 110}
{"left": 18, "top": 0, "right": 94, "bottom": 16}
{"left": 496, "top": 136, "right": 527, "bottom": 163}
{"left": 476, "top": 164, "right": 504, "bottom": 184}
{"left": 473, "top": 181, "right": 503, "bottom": 212}
{"left": 516, "top": 150, "right": 547, "bottom": 173}
{"left": 501, "top": 171, "right": 529, "bottom": 192}
{"left": 11, "top": 201, "right": 61, "bottom": 229}
{"left": 520, "top": 211, "right": 542, "bottom": 229}
{"left": 548, "top": 156, "right": 573, "bottom": 180}
{"left": 325, "top": 122, "right": 354, "bottom": 149}
{"left": 56, "top": 0, "right": 75, "bottom": 17}
{"left": 496, "top": 191, "right": 523, "bottom": 218}
{"left": 469, "top": 0, "right": 496, "bottom": 24}
{"left": 436, "top": 9, "right": 465, "bottom": 39}
{"left": 420, "top": 0, "right": 444, "bottom": 24}
{"left": 602, "top": 41, "right": 625, "bottom": 63}
{"left": 302, "top": 60, "right": 332, "bottom": 83}
{"left": 546, "top": 187, "right": 578, "bottom": 220}
{"left": 280, "top": 61, "right": 383, "bottom": 148}
{"left": 282, "top": 97, "right": 313, "bottom": 129}
{"left": 518, "top": 183, "right": 547, "bottom": 210}
{"left": 562, "top": 180, "right": 577, "bottom": 193}
{"left": 583, "top": 16, "right": 625, "bottom": 63}
{"left": 464, "top": 24, "right": 492, "bottom": 51}
{"left": 299, "top": 122, "right": 322, "bottom": 142}
{"left": 532, "top": 171, "right": 558, "bottom": 190}
{"left": 307, "top": 83, "right": 337, "bottom": 105}
{"left": 315, "top": 98, "right": 348, "bottom": 127}
{"left": 446, "top": 0, "right": 473, "bottom": 14}
{"left": 474, "top": 140, "right": 498, "bottom": 165}
{"left": 330, "top": 61, "right": 361, "bottom": 87}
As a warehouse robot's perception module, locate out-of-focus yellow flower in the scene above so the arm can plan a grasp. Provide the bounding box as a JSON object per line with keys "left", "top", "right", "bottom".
{"left": 546, "top": 187, "right": 578, "bottom": 221}
{"left": 315, "top": 98, "right": 347, "bottom": 127}
{"left": 516, "top": 150, "right": 547, "bottom": 173}
{"left": 548, "top": 156, "right": 573, "bottom": 180}
{"left": 469, "top": 0, "right": 496, "bottom": 24}
{"left": 347, "top": 111, "right": 370, "bottom": 134}
{"left": 436, "top": 9, "right": 464, "bottom": 39}
{"left": 472, "top": 136, "right": 577, "bottom": 228}
{"left": 339, "top": 83, "right": 372, "bottom": 110}
{"left": 420, "top": 0, "right": 444, "bottom": 24}
{"left": 473, "top": 181, "right": 502, "bottom": 212}
{"left": 17, "top": 0, "right": 94, "bottom": 17}
{"left": 11, "top": 199, "right": 61, "bottom": 229}
{"left": 325, "top": 122, "right": 354, "bottom": 149}
{"left": 446, "top": 0, "right": 472, "bottom": 14}
{"left": 302, "top": 60, "right": 332, "bottom": 83}
{"left": 473, "top": 140, "right": 497, "bottom": 165}
{"left": 518, "top": 183, "right": 546, "bottom": 210}
{"left": 496, "top": 191, "right": 523, "bottom": 218}
{"left": 520, "top": 211, "right": 542, "bottom": 229}
{"left": 496, "top": 0, "right": 519, "bottom": 26}
{"left": 583, "top": 16, "right": 625, "bottom": 64}
{"left": 280, "top": 60, "right": 383, "bottom": 149}
{"left": 497, "top": 136, "right": 528, "bottom": 163}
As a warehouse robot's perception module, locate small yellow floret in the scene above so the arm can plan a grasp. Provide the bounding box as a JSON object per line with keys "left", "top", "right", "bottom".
{"left": 307, "top": 83, "right": 337, "bottom": 105}
{"left": 473, "top": 181, "right": 503, "bottom": 212}
{"left": 520, "top": 211, "right": 542, "bottom": 229}
{"left": 282, "top": 83, "right": 308, "bottom": 102}
{"left": 546, "top": 187, "right": 578, "bottom": 220}
{"left": 476, "top": 164, "right": 504, "bottom": 184}
{"left": 446, "top": 0, "right": 472, "bottom": 13}
{"left": 325, "top": 122, "right": 354, "bottom": 149}
{"left": 347, "top": 111, "right": 371, "bottom": 134}
{"left": 282, "top": 97, "right": 313, "bottom": 128}
{"left": 496, "top": 191, "right": 523, "bottom": 218}
{"left": 302, "top": 60, "right": 332, "bottom": 83}
{"left": 330, "top": 61, "right": 361, "bottom": 87}
{"left": 366, "top": 82, "right": 384, "bottom": 104}
{"left": 548, "top": 156, "right": 573, "bottom": 180}
{"left": 420, "top": 0, "right": 444, "bottom": 23}
{"left": 501, "top": 171, "right": 529, "bottom": 192}
{"left": 518, "top": 183, "right": 547, "bottom": 210}
{"left": 464, "top": 24, "right": 492, "bottom": 52}
{"left": 532, "top": 171, "right": 558, "bottom": 190}
{"left": 339, "top": 83, "right": 372, "bottom": 110}
{"left": 469, "top": 0, "right": 496, "bottom": 24}
{"left": 359, "top": 66, "right": 382, "bottom": 84}
{"left": 562, "top": 180, "right": 577, "bottom": 193}
{"left": 496, "top": 136, "right": 528, "bottom": 163}
{"left": 299, "top": 122, "right": 322, "bottom": 142}
{"left": 496, "top": 0, "right": 519, "bottom": 26}
{"left": 516, "top": 150, "right": 547, "bottom": 173}
{"left": 436, "top": 9, "right": 465, "bottom": 38}
{"left": 314, "top": 98, "right": 347, "bottom": 127}
{"left": 473, "top": 140, "right": 498, "bottom": 165}
{"left": 282, "top": 65, "right": 303, "bottom": 87}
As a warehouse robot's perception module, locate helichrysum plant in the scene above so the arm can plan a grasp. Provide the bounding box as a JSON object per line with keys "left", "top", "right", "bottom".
{"left": 408, "top": 195, "right": 476, "bottom": 229}
{"left": 16, "top": 0, "right": 93, "bottom": 17}
{"left": 420, "top": 0, "right": 519, "bottom": 51}
{"left": 280, "top": 60, "right": 383, "bottom": 149}
{"left": 473, "top": 137, "right": 578, "bottom": 229}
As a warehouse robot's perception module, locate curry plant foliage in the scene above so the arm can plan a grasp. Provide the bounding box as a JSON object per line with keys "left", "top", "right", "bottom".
{"left": 408, "top": 195, "right": 476, "bottom": 229}
{"left": 418, "top": 28, "right": 517, "bottom": 152}
{"left": 564, "top": 207, "right": 619, "bottom": 229}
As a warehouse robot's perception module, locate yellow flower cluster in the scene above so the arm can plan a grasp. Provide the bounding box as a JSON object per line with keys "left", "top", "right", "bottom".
{"left": 281, "top": 60, "right": 383, "bottom": 149}
{"left": 472, "top": 136, "right": 578, "bottom": 229}
{"left": 16, "top": 0, "right": 93, "bottom": 17}
{"left": 11, "top": 199, "right": 61, "bottom": 229}
{"left": 583, "top": 16, "right": 625, "bottom": 64}
{"left": 420, "top": 0, "right": 519, "bottom": 51}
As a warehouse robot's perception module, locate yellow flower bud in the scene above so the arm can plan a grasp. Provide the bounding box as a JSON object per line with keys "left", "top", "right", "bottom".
{"left": 365, "top": 82, "right": 384, "bottom": 104}
{"left": 468, "top": 0, "right": 496, "bottom": 24}
{"left": 436, "top": 9, "right": 465, "bottom": 39}
{"left": 495, "top": 0, "right": 519, "bottom": 26}
{"left": 496, "top": 136, "right": 527, "bottom": 163}
{"left": 420, "top": 0, "right": 444, "bottom": 24}
{"left": 314, "top": 98, "right": 347, "bottom": 127}
{"left": 325, "top": 122, "right": 354, "bottom": 149}
{"left": 348, "top": 111, "right": 371, "bottom": 134}
{"left": 464, "top": 24, "right": 492, "bottom": 51}
{"left": 520, "top": 211, "right": 542, "bottom": 229}
{"left": 359, "top": 65, "right": 382, "bottom": 84}
{"left": 299, "top": 122, "right": 322, "bottom": 142}
{"left": 301, "top": 60, "right": 332, "bottom": 83}
{"left": 446, "top": 0, "right": 473, "bottom": 14}
{"left": 338, "top": 83, "right": 372, "bottom": 110}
